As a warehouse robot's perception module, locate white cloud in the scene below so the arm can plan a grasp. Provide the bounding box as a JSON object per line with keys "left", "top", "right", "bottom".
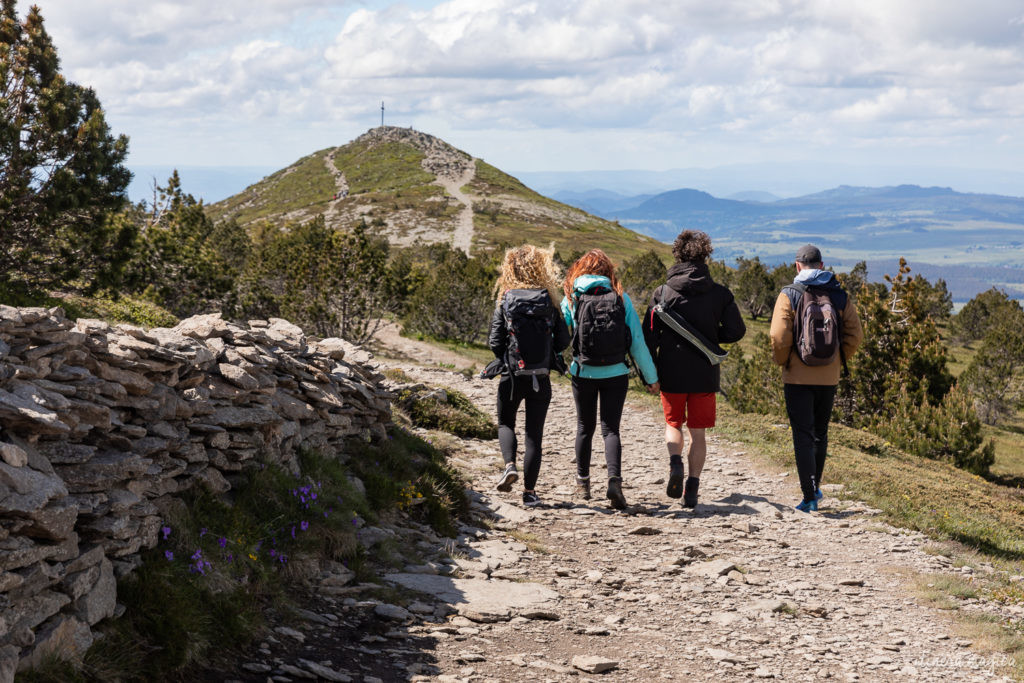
{"left": 21, "top": 0, "right": 1024, "bottom": 172}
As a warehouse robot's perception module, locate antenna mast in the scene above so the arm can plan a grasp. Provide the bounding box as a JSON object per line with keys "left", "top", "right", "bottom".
{"left": 380, "top": 101, "right": 384, "bottom": 127}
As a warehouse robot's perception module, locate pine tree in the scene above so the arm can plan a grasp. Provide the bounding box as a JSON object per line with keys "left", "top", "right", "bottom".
{"left": 122, "top": 172, "right": 249, "bottom": 316}
{"left": 0, "top": 1, "right": 130, "bottom": 290}
{"left": 620, "top": 249, "right": 667, "bottom": 309}
{"left": 733, "top": 256, "right": 774, "bottom": 320}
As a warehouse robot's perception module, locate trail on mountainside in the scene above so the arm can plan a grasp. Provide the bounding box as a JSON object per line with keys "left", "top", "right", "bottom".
{"left": 434, "top": 160, "right": 477, "bottom": 255}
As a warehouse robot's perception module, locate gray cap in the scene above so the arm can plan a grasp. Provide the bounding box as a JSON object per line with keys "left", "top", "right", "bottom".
{"left": 795, "top": 244, "right": 822, "bottom": 264}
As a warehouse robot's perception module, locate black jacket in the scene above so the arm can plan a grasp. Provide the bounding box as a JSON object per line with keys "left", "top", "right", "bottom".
{"left": 643, "top": 261, "right": 746, "bottom": 393}
{"left": 488, "top": 289, "right": 571, "bottom": 376}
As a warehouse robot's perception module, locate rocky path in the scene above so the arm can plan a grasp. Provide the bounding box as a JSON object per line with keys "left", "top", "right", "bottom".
{"left": 211, "top": 332, "right": 1011, "bottom": 682}
{"left": 371, "top": 363, "right": 1004, "bottom": 682}
{"left": 324, "top": 147, "right": 350, "bottom": 227}
{"left": 433, "top": 160, "right": 476, "bottom": 254}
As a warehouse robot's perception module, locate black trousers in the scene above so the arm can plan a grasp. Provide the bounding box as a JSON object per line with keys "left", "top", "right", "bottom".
{"left": 783, "top": 383, "right": 838, "bottom": 501}
{"left": 572, "top": 375, "right": 629, "bottom": 480}
{"left": 497, "top": 374, "right": 551, "bottom": 491}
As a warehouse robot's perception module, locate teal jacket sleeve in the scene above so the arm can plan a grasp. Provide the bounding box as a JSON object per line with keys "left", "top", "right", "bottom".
{"left": 560, "top": 297, "right": 574, "bottom": 333}
{"left": 624, "top": 293, "right": 658, "bottom": 385}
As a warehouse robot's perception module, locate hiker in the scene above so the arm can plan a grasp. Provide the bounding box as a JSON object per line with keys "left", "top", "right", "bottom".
{"left": 769, "top": 244, "right": 863, "bottom": 512}
{"left": 487, "top": 245, "right": 571, "bottom": 507}
{"left": 561, "top": 249, "right": 659, "bottom": 510}
{"left": 643, "top": 230, "right": 746, "bottom": 508}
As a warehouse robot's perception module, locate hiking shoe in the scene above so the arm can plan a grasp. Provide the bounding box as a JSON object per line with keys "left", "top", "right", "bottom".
{"left": 607, "top": 477, "right": 627, "bottom": 510}
{"left": 795, "top": 498, "right": 818, "bottom": 513}
{"left": 522, "top": 490, "right": 541, "bottom": 507}
{"left": 683, "top": 477, "right": 700, "bottom": 508}
{"left": 496, "top": 463, "right": 518, "bottom": 492}
{"left": 575, "top": 474, "right": 592, "bottom": 501}
{"left": 814, "top": 488, "right": 824, "bottom": 501}
{"left": 666, "top": 462, "right": 685, "bottom": 499}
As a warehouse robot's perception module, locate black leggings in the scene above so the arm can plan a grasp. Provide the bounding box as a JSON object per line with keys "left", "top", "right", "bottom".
{"left": 497, "top": 374, "right": 552, "bottom": 491}
{"left": 572, "top": 375, "right": 629, "bottom": 480}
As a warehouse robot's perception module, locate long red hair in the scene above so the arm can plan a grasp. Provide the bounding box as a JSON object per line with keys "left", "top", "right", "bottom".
{"left": 563, "top": 249, "right": 623, "bottom": 301}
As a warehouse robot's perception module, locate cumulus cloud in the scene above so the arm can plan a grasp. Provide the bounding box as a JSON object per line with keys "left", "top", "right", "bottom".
{"left": 24, "top": 0, "right": 1024, "bottom": 169}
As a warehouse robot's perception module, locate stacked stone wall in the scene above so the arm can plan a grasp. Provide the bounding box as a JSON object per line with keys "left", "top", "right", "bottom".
{"left": 0, "top": 307, "right": 391, "bottom": 678}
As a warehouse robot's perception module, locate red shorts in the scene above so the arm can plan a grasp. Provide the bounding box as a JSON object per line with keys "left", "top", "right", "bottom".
{"left": 660, "top": 392, "right": 716, "bottom": 429}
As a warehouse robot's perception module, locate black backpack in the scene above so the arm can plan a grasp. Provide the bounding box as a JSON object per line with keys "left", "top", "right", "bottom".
{"left": 502, "top": 289, "right": 555, "bottom": 378}
{"left": 784, "top": 283, "right": 847, "bottom": 367}
{"left": 571, "top": 287, "right": 631, "bottom": 368}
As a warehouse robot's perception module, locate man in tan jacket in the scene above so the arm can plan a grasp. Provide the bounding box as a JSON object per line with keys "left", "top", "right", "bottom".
{"left": 769, "top": 244, "right": 863, "bottom": 512}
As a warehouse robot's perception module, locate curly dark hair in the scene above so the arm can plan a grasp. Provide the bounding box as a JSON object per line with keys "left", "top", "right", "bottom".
{"left": 672, "top": 230, "right": 713, "bottom": 263}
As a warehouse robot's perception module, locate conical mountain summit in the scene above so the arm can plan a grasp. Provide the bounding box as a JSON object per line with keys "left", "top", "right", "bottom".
{"left": 208, "top": 126, "right": 665, "bottom": 261}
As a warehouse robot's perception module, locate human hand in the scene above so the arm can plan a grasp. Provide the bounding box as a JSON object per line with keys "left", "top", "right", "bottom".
{"left": 647, "top": 382, "right": 660, "bottom": 394}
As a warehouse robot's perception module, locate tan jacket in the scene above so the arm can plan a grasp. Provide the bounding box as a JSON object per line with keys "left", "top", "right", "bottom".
{"left": 769, "top": 289, "right": 864, "bottom": 386}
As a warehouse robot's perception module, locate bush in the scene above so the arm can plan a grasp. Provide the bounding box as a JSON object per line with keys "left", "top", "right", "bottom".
{"left": 397, "top": 386, "right": 498, "bottom": 440}
{"left": 401, "top": 244, "right": 497, "bottom": 344}
{"left": 878, "top": 383, "right": 996, "bottom": 476}
{"left": 721, "top": 333, "right": 784, "bottom": 415}
{"left": 620, "top": 249, "right": 667, "bottom": 309}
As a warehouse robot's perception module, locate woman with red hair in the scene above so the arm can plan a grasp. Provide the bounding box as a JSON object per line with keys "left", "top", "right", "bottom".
{"left": 560, "top": 249, "right": 659, "bottom": 509}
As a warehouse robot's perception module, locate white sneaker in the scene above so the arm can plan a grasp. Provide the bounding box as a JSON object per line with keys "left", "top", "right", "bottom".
{"left": 496, "top": 463, "right": 518, "bottom": 492}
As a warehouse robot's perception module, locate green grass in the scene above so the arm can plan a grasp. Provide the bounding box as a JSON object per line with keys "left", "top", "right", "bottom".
{"left": 396, "top": 386, "right": 498, "bottom": 440}
{"left": 21, "top": 430, "right": 467, "bottom": 682}
{"left": 712, "top": 402, "right": 1024, "bottom": 560}
{"left": 209, "top": 149, "right": 336, "bottom": 226}
{"left": 334, "top": 140, "right": 435, "bottom": 195}
{"left": 0, "top": 283, "right": 178, "bottom": 328}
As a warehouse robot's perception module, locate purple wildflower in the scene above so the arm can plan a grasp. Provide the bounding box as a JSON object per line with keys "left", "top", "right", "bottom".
{"left": 164, "top": 550, "right": 174, "bottom": 561}
{"left": 161, "top": 526, "right": 171, "bottom": 540}
{"left": 300, "top": 520, "right": 309, "bottom": 531}
{"left": 290, "top": 526, "right": 296, "bottom": 539}
{"left": 218, "top": 537, "right": 227, "bottom": 548}
{"left": 199, "top": 527, "right": 207, "bottom": 537}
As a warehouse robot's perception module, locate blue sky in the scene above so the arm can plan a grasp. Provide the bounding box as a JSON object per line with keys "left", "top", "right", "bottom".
{"left": 28, "top": 0, "right": 1024, "bottom": 192}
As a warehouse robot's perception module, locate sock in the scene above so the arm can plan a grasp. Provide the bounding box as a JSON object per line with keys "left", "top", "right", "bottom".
{"left": 669, "top": 454, "right": 683, "bottom": 467}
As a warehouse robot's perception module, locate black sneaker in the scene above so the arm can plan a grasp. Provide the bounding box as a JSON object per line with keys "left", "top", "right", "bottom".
{"left": 666, "top": 461, "right": 685, "bottom": 499}
{"left": 683, "top": 477, "right": 700, "bottom": 508}
{"left": 607, "top": 477, "right": 627, "bottom": 510}
{"left": 496, "top": 463, "right": 518, "bottom": 492}
{"left": 522, "top": 490, "right": 541, "bottom": 507}
{"left": 575, "top": 474, "right": 591, "bottom": 501}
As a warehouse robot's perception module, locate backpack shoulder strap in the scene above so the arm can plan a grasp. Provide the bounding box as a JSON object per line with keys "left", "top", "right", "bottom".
{"left": 783, "top": 282, "right": 806, "bottom": 312}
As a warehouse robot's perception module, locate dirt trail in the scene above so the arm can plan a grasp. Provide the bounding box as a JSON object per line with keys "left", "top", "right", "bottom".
{"left": 366, "top": 333, "right": 1007, "bottom": 682}
{"left": 434, "top": 160, "right": 477, "bottom": 254}
{"left": 323, "top": 147, "right": 350, "bottom": 227}
{"left": 211, "top": 332, "right": 1012, "bottom": 682}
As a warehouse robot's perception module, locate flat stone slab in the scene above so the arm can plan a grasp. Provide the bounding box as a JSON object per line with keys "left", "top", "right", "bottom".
{"left": 386, "top": 573, "right": 557, "bottom": 621}
{"left": 464, "top": 539, "right": 526, "bottom": 569}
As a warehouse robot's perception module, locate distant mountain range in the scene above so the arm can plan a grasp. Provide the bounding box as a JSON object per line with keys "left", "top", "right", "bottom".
{"left": 555, "top": 184, "right": 1024, "bottom": 301}
{"left": 517, "top": 163, "right": 1024, "bottom": 200}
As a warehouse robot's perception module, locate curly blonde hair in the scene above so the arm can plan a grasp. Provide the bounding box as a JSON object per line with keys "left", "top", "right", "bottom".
{"left": 495, "top": 244, "right": 562, "bottom": 302}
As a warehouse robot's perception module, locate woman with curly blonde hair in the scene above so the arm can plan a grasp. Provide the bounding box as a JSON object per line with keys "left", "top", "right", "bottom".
{"left": 487, "top": 245, "right": 570, "bottom": 507}
{"left": 560, "top": 249, "right": 658, "bottom": 510}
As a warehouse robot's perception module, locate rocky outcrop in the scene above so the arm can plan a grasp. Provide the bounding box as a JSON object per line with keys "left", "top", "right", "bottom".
{"left": 0, "top": 306, "right": 391, "bottom": 676}
{"left": 353, "top": 126, "right": 473, "bottom": 181}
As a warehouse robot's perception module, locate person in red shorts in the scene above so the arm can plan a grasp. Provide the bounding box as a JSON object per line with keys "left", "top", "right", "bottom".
{"left": 643, "top": 230, "right": 746, "bottom": 507}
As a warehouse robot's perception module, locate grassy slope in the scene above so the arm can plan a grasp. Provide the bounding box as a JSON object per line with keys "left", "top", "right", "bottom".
{"left": 205, "top": 132, "right": 669, "bottom": 266}
{"left": 469, "top": 160, "right": 670, "bottom": 264}
{"left": 208, "top": 150, "right": 336, "bottom": 226}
